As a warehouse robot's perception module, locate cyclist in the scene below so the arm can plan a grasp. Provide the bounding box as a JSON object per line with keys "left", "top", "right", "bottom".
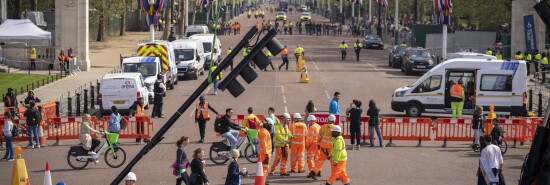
{"left": 490, "top": 118, "right": 504, "bottom": 145}
{"left": 79, "top": 114, "right": 101, "bottom": 155}
{"left": 107, "top": 106, "right": 122, "bottom": 146}
{"left": 220, "top": 108, "right": 242, "bottom": 152}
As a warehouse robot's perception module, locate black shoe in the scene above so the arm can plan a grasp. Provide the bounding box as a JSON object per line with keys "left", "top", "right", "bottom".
{"left": 290, "top": 170, "right": 296, "bottom": 173}
{"left": 158, "top": 115, "right": 165, "bottom": 118}
{"left": 199, "top": 139, "right": 204, "bottom": 143}
{"left": 136, "top": 138, "right": 140, "bottom": 142}
{"left": 317, "top": 171, "right": 321, "bottom": 177}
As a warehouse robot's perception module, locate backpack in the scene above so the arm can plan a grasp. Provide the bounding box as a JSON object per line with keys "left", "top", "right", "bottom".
{"left": 214, "top": 116, "right": 223, "bottom": 133}
{"left": 33, "top": 108, "right": 42, "bottom": 125}
{"left": 248, "top": 117, "right": 259, "bottom": 129}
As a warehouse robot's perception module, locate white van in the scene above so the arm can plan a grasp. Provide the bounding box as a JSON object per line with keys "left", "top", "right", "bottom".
{"left": 121, "top": 56, "right": 163, "bottom": 100}
{"left": 448, "top": 52, "right": 497, "bottom": 60}
{"left": 171, "top": 39, "right": 206, "bottom": 80}
{"left": 190, "top": 34, "right": 221, "bottom": 70}
{"left": 391, "top": 59, "right": 528, "bottom": 117}
{"left": 185, "top": 25, "right": 209, "bottom": 37}
{"left": 99, "top": 73, "right": 150, "bottom": 115}
{"left": 136, "top": 41, "right": 178, "bottom": 89}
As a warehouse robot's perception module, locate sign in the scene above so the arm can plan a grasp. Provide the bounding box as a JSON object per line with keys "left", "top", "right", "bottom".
{"left": 311, "top": 113, "right": 340, "bottom": 125}
{"left": 523, "top": 15, "right": 537, "bottom": 55}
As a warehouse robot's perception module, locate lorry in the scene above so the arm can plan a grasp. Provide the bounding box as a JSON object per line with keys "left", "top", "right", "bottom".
{"left": 171, "top": 39, "right": 206, "bottom": 80}
{"left": 121, "top": 56, "right": 167, "bottom": 101}
{"left": 136, "top": 41, "right": 178, "bottom": 89}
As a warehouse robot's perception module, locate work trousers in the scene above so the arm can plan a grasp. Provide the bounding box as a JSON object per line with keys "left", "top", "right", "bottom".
{"left": 341, "top": 51, "right": 346, "bottom": 60}
{"left": 350, "top": 123, "right": 361, "bottom": 145}
{"left": 30, "top": 60, "right": 36, "bottom": 70}
{"left": 152, "top": 94, "right": 163, "bottom": 117}
{"left": 279, "top": 56, "right": 289, "bottom": 70}
{"left": 327, "top": 161, "right": 350, "bottom": 184}
{"left": 197, "top": 118, "right": 207, "bottom": 140}
{"left": 259, "top": 153, "right": 271, "bottom": 184}
{"left": 355, "top": 49, "right": 361, "bottom": 61}
{"left": 306, "top": 144, "right": 319, "bottom": 171}
{"left": 290, "top": 144, "right": 305, "bottom": 171}
{"left": 271, "top": 146, "right": 289, "bottom": 174}
{"left": 136, "top": 121, "right": 145, "bottom": 139}
{"left": 451, "top": 101, "right": 464, "bottom": 118}
{"left": 313, "top": 147, "right": 331, "bottom": 175}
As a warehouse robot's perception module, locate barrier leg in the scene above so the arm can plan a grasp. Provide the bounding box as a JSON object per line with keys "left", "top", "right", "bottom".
{"left": 416, "top": 138, "right": 422, "bottom": 147}
{"left": 513, "top": 139, "right": 517, "bottom": 148}
{"left": 520, "top": 141, "right": 524, "bottom": 146}
{"left": 360, "top": 134, "right": 369, "bottom": 146}
{"left": 441, "top": 138, "right": 447, "bottom": 148}
{"left": 386, "top": 137, "right": 393, "bottom": 147}
{"left": 53, "top": 136, "right": 60, "bottom": 146}
{"left": 38, "top": 126, "right": 47, "bottom": 147}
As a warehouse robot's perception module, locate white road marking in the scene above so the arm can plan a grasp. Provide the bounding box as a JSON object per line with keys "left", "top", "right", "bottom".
{"left": 281, "top": 85, "right": 285, "bottom": 93}
{"left": 284, "top": 106, "right": 288, "bottom": 113}
{"left": 313, "top": 61, "right": 320, "bottom": 70}
{"left": 367, "top": 63, "right": 380, "bottom": 71}
{"left": 325, "top": 90, "right": 330, "bottom": 99}
{"left": 308, "top": 56, "right": 331, "bottom": 100}
{"left": 283, "top": 95, "right": 287, "bottom": 104}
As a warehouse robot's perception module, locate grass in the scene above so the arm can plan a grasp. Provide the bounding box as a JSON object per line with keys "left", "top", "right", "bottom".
{"left": 0, "top": 73, "right": 53, "bottom": 97}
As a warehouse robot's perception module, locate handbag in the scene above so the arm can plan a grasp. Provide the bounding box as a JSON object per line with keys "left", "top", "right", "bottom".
{"left": 171, "top": 160, "right": 189, "bottom": 176}
{"left": 120, "top": 117, "right": 128, "bottom": 130}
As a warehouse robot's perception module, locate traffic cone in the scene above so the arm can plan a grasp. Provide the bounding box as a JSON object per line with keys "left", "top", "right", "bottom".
{"left": 300, "top": 66, "right": 309, "bottom": 83}
{"left": 296, "top": 54, "right": 304, "bottom": 72}
{"left": 39, "top": 125, "right": 47, "bottom": 147}
{"left": 44, "top": 162, "right": 52, "bottom": 185}
{"left": 254, "top": 161, "right": 265, "bottom": 185}
{"left": 11, "top": 146, "right": 30, "bottom": 185}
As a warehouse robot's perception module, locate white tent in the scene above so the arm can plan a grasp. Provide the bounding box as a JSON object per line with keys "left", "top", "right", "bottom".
{"left": 0, "top": 19, "right": 51, "bottom": 46}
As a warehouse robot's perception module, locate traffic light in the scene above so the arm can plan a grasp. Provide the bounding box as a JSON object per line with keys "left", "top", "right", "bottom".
{"left": 219, "top": 29, "right": 284, "bottom": 97}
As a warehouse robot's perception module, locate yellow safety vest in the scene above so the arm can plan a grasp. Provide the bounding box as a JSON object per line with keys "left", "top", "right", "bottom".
{"left": 210, "top": 66, "right": 222, "bottom": 80}
{"left": 274, "top": 123, "right": 292, "bottom": 147}
{"left": 330, "top": 136, "right": 347, "bottom": 162}
{"left": 536, "top": 54, "right": 542, "bottom": 60}
{"left": 226, "top": 49, "right": 232, "bottom": 55}
{"left": 266, "top": 50, "right": 272, "bottom": 57}
{"left": 496, "top": 54, "right": 502, "bottom": 60}
{"left": 339, "top": 44, "right": 348, "bottom": 49}
{"left": 243, "top": 49, "right": 249, "bottom": 57}
{"left": 486, "top": 50, "right": 493, "bottom": 56}
{"left": 400, "top": 43, "right": 407, "bottom": 46}
{"left": 527, "top": 54, "right": 532, "bottom": 60}
{"left": 30, "top": 47, "right": 37, "bottom": 59}
{"left": 354, "top": 42, "right": 362, "bottom": 48}
{"left": 284, "top": 23, "right": 288, "bottom": 27}
{"left": 289, "top": 22, "right": 293, "bottom": 27}
{"left": 542, "top": 57, "right": 548, "bottom": 65}
{"left": 294, "top": 47, "right": 303, "bottom": 54}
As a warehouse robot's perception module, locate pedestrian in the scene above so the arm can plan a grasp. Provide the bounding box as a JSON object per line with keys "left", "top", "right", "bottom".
{"left": 210, "top": 62, "right": 222, "bottom": 95}
{"left": 24, "top": 91, "right": 41, "bottom": 106}
{"left": 542, "top": 53, "right": 548, "bottom": 83}
{"left": 278, "top": 45, "right": 289, "bottom": 71}
{"left": 477, "top": 135, "right": 504, "bottom": 185}
{"left": 195, "top": 96, "right": 219, "bottom": 143}
{"left": 225, "top": 149, "right": 248, "bottom": 185}
{"left": 108, "top": 106, "right": 122, "bottom": 135}
{"left": 129, "top": 97, "right": 148, "bottom": 143}
{"left": 304, "top": 100, "right": 317, "bottom": 118}
{"left": 124, "top": 172, "right": 137, "bottom": 185}
{"left": 24, "top": 100, "right": 40, "bottom": 149}
{"left": 294, "top": 45, "right": 304, "bottom": 64}
{"left": 307, "top": 114, "right": 336, "bottom": 180}
{"left": 326, "top": 125, "right": 351, "bottom": 185}
{"left": 535, "top": 50, "right": 542, "bottom": 79}
{"left": 472, "top": 105, "right": 485, "bottom": 152}
{"left": 450, "top": 79, "right": 465, "bottom": 118}
{"left": 490, "top": 118, "right": 504, "bottom": 146}
{"left": 226, "top": 47, "right": 233, "bottom": 71}
{"left": 79, "top": 114, "right": 101, "bottom": 155}
{"left": 283, "top": 21, "right": 288, "bottom": 34}
{"left": 175, "top": 136, "right": 191, "bottom": 185}
{"left": 329, "top": 92, "right": 341, "bottom": 115}
{"left": 346, "top": 100, "right": 362, "bottom": 150}
{"left": 218, "top": 108, "right": 241, "bottom": 153}
{"left": 290, "top": 113, "right": 307, "bottom": 173}
{"left": 289, "top": 21, "right": 294, "bottom": 35}
{"left": 264, "top": 49, "right": 275, "bottom": 71}
{"left": 305, "top": 115, "right": 320, "bottom": 173}
{"left": 152, "top": 74, "right": 166, "bottom": 118}
{"left": 58, "top": 50, "right": 67, "bottom": 75}
{"left": 3, "top": 88, "right": 18, "bottom": 118}
{"left": 354, "top": 39, "right": 363, "bottom": 61}
{"left": 485, "top": 48, "right": 493, "bottom": 56}
{"left": 270, "top": 113, "right": 291, "bottom": 176}
{"left": 2, "top": 112, "right": 15, "bottom": 161}
{"left": 189, "top": 148, "right": 209, "bottom": 185}
{"left": 525, "top": 51, "right": 532, "bottom": 75}
{"left": 258, "top": 118, "right": 273, "bottom": 185}
{"left": 244, "top": 107, "right": 261, "bottom": 129}
{"left": 65, "top": 48, "right": 74, "bottom": 75}
{"left": 367, "top": 100, "right": 384, "bottom": 148}
{"left": 267, "top": 107, "right": 279, "bottom": 151}
{"left": 29, "top": 47, "right": 37, "bottom": 70}
{"left": 339, "top": 41, "right": 348, "bottom": 61}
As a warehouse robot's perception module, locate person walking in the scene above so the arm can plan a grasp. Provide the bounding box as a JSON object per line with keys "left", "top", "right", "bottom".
{"left": 210, "top": 63, "right": 222, "bottom": 95}
{"left": 24, "top": 101, "right": 40, "bottom": 149}
{"left": 346, "top": 100, "right": 362, "bottom": 150}
{"left": 29, "top": 47, "right": 37, "bottom": 70}
{"left": 450, "top": 79, "right": 465, "bottom": 118}
{"left": 339, "top": 41, "right": 348, "bottom": 61}
{"left": 329, "top": 92, "right": 341, "bottom": 115}
{"left": 326, "top": 125, "right": 351, "bottom": 185}
{"left": 189, "top": 148, "right": 209, "bottom": 185}
{"left": 307, "top": 114, "right": 336, "bottom": 180}
{"left": 225, "top": 149, "right": 248, "bottom": 185}
{"left": 306, "top": 115, "right": 321, "bottom": 173}
{"left": 278, "top": 45, "right": 289, "bottom": 71}
{"left": 226, "top": 47, "right": 234, "bottom": 71}
{"left": 542, "top": 53, "right": 548, "bottom": 83}
{"left": 290, "top": 113, "right": 307, "bottom": 173}
{"left": 270, "top": 113, "right": 292, "bottom": 176}
{"left": 1, "top": 112, "right": 15, "bottom": 161}
{"left": 195, "top": 96, "right": 219, "bottom": 143}
{"left": 258, "top": 118, "right": 273, "bottom": 185}
{"left": 472, "top": 105, "right": 485, "bottom": 152}
{"left": 367, "top": 100, "right": 384, "bottom": 147}
{"left": 79, "top": 114, "right": 101, "bottom": 155}
{"left": 477, "top": 135, "right": 504, "bottom": 185}
{"left": 264, "top": 49, "right": 275, "bottom": 71}
{"left": 294, "top": 45, "right": 304, "bottom": 64}
{"left": 152, "top": 74, "right": 166, "bottom": 118}
{"left": 175, "top": 136, "right": 191, "bottom": 185}
{"left": 289, "top": 21, "right": 294, "bottom": 35}
{"left": 129, "top": 97, "right": 148, "bottom": 143}
{"left": 354, "top": 39, "right": 363, "bottom": 61}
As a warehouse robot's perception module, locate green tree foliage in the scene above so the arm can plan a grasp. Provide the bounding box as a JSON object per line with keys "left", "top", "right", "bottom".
{"left": 90, "top": 0, "right": 125, "bottom": 41}
{"left": 450, "top": 0, "right": 511, "bottom": 30}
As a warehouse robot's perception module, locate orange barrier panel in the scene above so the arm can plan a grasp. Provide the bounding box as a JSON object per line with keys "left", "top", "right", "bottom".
{"left": 41, "top": 101, "right": 57, "bottom": 120}
{"left": 100, "top": 116, "right": 154, "bottom": 140}
{"left": 340, "top": 116, "right": 369, "bottom": 140}
{"left": 380, "top": 117, "right": 432, "bottom": 147}
{"left": 0, "top": 118, "right": 45, "bottom": 142}
{"left": 483, "top": 118, "right": 527, "bottom": 148}
{"left": 525, "top": 117, "right": 544, "bottom": 142}
{"left": 46, "top": 116, "right": 100, "bottom": 145}
{"left": 433, "top": 118, "right": 474, "bottom": 147}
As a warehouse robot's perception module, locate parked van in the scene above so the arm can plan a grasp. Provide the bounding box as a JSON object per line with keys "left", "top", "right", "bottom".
{"left": 136, "top": 41, "right": 178, "bottom": 89}
{"left": 391, "top": 59, "right": 528, "bottom": 117}
{"left": 171, "top": 39, "right": 205, "bottom": 80}
{"left": 448, "top": 52, "right": 497, "bottom": 60}
{"left": 99, "top": 73, "right": 150, "bottom": 115}
{"left": 190, "top": 34, "right": 221, "bottom": 70}
{"left": 121, "top": 56, "right": 164, "bottom": 100}
{"left": 185, "top": 25, "right": 209, "bottom": 37}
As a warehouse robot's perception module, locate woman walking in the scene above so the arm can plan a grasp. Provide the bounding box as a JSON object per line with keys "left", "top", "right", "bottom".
{"left": 189, "top": 148, "right": 209, "bottom": 185}
{"left": 2, "top": 112, "right": 15, "bottom": 161}
{"left": 472, "top": 106, "right": 485, "bottom": 152}
{"left": 367, "top": 100, "right": 384, "bottom": 147}
{"left": 176, "top": 136, "right": 191, "bottom": 185}
{"left": 225, "top": 149, "right": 248, "bottom": 185}
{"left": 346, "top": 100, "right": 362, "bottom": 150}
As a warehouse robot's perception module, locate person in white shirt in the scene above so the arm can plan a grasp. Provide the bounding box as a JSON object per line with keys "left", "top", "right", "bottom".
{"left": 478, "top": 135, "right": 504, "bottom": 185}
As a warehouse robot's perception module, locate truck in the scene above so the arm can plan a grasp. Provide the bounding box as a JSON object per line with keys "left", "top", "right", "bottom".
{"left": 121, "top": 56, "right": 167, "bottom": 101}
{"left": 136, "top": 41, "right": 178, "bottom": 90}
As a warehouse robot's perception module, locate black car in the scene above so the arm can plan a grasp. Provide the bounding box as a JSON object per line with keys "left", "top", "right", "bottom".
{"left": 388, "top": 46, "right": 410, "bottom": 68}
{"left": 363, "top": 35, "right": 384, "bottom": 49}
{"left": 401, "top": 48, "right": 435, "bottom": 75}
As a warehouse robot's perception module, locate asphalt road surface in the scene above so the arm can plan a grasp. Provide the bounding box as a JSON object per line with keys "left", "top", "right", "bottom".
{"left": 0, "top": 4, "right": 529, "bottom": 185}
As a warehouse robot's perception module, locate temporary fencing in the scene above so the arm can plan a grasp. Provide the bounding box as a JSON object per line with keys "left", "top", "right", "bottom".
{"left": 100, "top": 116, "right": 154, "bottom": 140}
{"left": 433, "top": 118, "right": 475, "bottom": 147}
{"left": 380, "top": 117, "right": 432, "bottom": 147}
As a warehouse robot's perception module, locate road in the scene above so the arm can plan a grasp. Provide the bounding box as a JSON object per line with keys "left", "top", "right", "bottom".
{"left": 0, "top": 4, "right": 529, "bottom": 185}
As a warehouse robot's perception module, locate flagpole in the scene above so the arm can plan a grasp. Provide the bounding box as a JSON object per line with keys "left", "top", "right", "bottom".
{"left": 368, "top": 0, "right": 371, "bottom": 23}
{"left": 394, "top": 0, "right": 398, "bottom": 46}
{"left": 352, "top": 1, "right": 355, "bottom": 26}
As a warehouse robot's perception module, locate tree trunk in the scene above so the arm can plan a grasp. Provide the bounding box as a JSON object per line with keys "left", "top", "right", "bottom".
{"left": 163, "top": 0, "right": 172, "bottom": 40}
{"left": 97, "top": 0, "right": 106, "bottom": 41}
{"left": 120, "top": 0, "right": 128, "bottom": 36}
{"left": 30, "top": 0, "right": 37, "bottom": 11}
{"left": 192, "top": 0, "right": 197, "bottom": 25}
{"left": 179, "top": 0, "right": 185, "bottom": 38}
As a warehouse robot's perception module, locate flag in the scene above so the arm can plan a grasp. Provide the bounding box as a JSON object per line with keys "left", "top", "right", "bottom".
{"left": 199, "top": 0, "right": 209, "bottom": 7}
{"left": 378, "top": 0, "right": 388, "bottom": 6}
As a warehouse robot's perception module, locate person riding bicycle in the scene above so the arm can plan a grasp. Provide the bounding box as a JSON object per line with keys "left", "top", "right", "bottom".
{"left": 220, "top": 108, "right": 242, "bottom": 152}
{"left": 490, "top": 118, "right": 504, "bottom": 145}
{"left": 107, "top": 106, "right": 122, "bottom": 146}
{"left": 79, "top": 114, "right": 102, "bottom": 155}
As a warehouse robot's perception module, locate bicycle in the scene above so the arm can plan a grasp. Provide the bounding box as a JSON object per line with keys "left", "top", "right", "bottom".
{"left": 495, "top": 133, "right": 508, "bottom": 155}
{"left": 67, "top": 131, "right": 127, "bottom": 170}
{"left": 209, "top": 127, "right": 258, "bottom": 165}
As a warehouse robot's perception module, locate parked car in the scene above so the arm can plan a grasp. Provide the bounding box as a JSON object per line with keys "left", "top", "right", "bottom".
{"left": 388, "top": 46, "right": 410, "bottom": 68}
{"left": 363, "top": 35, "right": 384, "bottom": 49}
{"left": 276, "top": 11, "right": 287, "bottom": 21}
{"left": 401, "top": 48, "right": 435, "bottom": 75}
{"left": 300, "top": 5, "right": 308, "bottom": 12}
{"left": 300, "top": 12, "right": 312, "bottom": 21}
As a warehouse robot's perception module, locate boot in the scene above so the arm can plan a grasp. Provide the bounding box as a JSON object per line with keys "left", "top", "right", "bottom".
{"left": 317, "top": 171, "right": 321, "bottom": 177}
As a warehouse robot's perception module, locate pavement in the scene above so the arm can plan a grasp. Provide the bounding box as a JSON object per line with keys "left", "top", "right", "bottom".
{"left": 0, "top": 4, "right": 530, "bottom": 185}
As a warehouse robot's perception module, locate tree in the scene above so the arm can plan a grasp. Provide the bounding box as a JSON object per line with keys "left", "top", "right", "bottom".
{"left": 91, "top": 0, "right": 125, "bottom": 41}
{"left": 163, "top": 0, "right": 173, "bottom": 40}
{"left": 443, "top": 0, "right": 511, "bottom": 30}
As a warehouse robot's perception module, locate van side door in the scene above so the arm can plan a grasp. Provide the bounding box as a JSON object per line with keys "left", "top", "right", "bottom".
{"left": 476, "top": 70, "right": 513, "bottom": 115}
{"left": 410, "top": 75, "right": 445, "bottom": 112}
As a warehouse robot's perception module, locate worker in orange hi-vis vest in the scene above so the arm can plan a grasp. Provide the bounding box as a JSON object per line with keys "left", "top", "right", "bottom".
{"left": 195, "top": 96, "right": 219, "bottom": 143}
{"left": 290, "top": 113, "right": 307, "bottom": 173}
{"left": 306, "top": 114, "right": 321, "bottom": 173}
{"left": 258, "top": 118, "right": 274, "bottom": 185}
{"left": 129, "top": 97, "right": 149, "bottom": 143}
{"left": 307, "top": 114, "right": 336, "bottom": 180}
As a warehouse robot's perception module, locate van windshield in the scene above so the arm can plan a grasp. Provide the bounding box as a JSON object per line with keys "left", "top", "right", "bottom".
{"left": 203, "top": 42, "right": 212, "bottom": 53}
{"left": 123, "top": 63, "right": 157, "bottom": 77}
{"left": 174, "top": 49, "right": 195, "bottom": 62}
{"left": 101, "top": 79, "right": 137, "bottom": 92}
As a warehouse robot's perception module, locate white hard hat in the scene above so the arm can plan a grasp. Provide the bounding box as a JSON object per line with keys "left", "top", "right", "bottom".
{"left": 282, "top": 113, "right": 291, "bottom": 119}
{"left": 265, "top": 118, "right": 274, "bottom": 125}
{"left": 293, "top": 113, "right": 302, "bottom": 119}
{"left": 124, "top": 172, "right": 137, "bottom": 181}
{"left": 307, "top": 115, "right": 317, "bottom": 121}
{"left": 331, "top": 125, "right": 342, "bottom": 132}
{"left": 328, "top": 114, "right": 336, "bottom": 122}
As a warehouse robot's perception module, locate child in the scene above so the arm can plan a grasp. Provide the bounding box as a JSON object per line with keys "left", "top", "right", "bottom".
{"left": 490, "top": 118, "right": 504, "bottom": 145}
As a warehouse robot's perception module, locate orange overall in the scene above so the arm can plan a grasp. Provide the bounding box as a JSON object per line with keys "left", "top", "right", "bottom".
{"left": 313, "top": 123, "right": 334, "bottom": 175}
{"left": 290, "top": 121, "right": 307, "bottom": 172}
{"left": 306, "top": 122, "right": 321, "bottom": 172}
{"left": 327, "top": 135, "right": 350, "bottom": 184}
{"left": 258, "top": 127, "right": 272, "bottom": 183}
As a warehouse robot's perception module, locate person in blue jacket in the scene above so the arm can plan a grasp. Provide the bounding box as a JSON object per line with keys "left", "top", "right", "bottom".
{"left": 225, "top": 149, "right": 248, "bottom": 185}
{"left": 329, "top": 92, "right": 341, "bottom": 115}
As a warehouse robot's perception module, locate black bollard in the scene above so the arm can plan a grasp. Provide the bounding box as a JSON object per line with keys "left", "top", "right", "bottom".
{"left": 84, "top": 89, "right": 89, "bottom": 113}
{"left": 55, "top": 101, "right": 60, "bottom": 117}
{"left": 76, "top": 93, "right": 81, "bottom": 116}
{"left": 97, "top": 82, "right": 101, "bottom": 104}
{"left": 529, "top": 89, "right": 533, "bottom": 112}
{"left": 538, "top": 92, "right": 543, "bottom": 117}
{"left": 90, "top": 86, "right": 95, "bottom": 109}
{"left": 68, "top": 97, "right": 73, "bottom": 117}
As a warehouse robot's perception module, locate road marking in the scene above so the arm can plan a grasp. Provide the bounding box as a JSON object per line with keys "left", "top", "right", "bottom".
{"left": 312, "top": 61, "right": 319, "bottom": 70}
{"left": 283, "top": 95, "right": 287, "bottom": 104}
{"left": 367, "top": 63, "right": 380, "bottom": 71}
{"left": 325, "top": 90, "right": 330, "bottom": 99}
{"left": 284, "top": 106, "right": 288, "bottom": 113}
{"left": 281, "top": 85, "right": 285, "bottom": 93}
{"left": 309, "top": 56, "right": 331, "bottom": 100}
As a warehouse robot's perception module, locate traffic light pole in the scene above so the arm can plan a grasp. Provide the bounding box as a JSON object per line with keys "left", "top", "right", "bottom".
{"left": 110, "top": 27, "right": 259, "bottom": 185}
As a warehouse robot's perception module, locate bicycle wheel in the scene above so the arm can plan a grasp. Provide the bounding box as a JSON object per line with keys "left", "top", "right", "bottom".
{"left": 499, "top": 139, "right": 508, "bottom": 155}
{"left": 244, "top": 144, "right": 258, "bottom": 163}
{"left": 209, "top": 148, "right": 230, "bottom": 165}
{"left": 105, "top": 147, "right": 126, "bottom": 168}
{"left": 67, "top": 152, "right": 89, "bottom": 170}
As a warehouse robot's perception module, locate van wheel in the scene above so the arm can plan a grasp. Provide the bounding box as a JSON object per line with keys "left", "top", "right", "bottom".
{"left": 406, "top": 103, "right": 422, "bottom": 117}
{"left": 174, "top": 78, "right": 179, "bottom": 85}
{"left": 169, "top": 81, "right": 175, "bottom": 90}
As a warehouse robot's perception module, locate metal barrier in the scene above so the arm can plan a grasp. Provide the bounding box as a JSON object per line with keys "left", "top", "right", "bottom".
{"left": 381, "top": 117, "right": 432, "bottom": 147}
{"left": 434, "top": 118, "right": 474, "bottom": 147}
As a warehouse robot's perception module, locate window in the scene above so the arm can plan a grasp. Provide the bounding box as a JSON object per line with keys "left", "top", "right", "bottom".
{"left": 480, "top": 75, "right": 512, "bottom": 91}
{"left": 412, "top": 75, "right": 442, "bottom": 93}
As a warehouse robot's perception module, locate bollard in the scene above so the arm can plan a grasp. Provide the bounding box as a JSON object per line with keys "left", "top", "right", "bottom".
{"left": 55, "top": 101, "right": 60, "bottom": 117}
{"left": 20, "top": 87, "right": 23, "bottom": 95}
{"left": 538, "top": 92, "right": 543, "bottom": 117}
{"left": 90, "top": 86, "right": 95, "bottom": 109}
{"left": 76, "top": 93, "right": 81, "bottom": 116}
{"left": 529, "top": 89, "right": 533, "bottom": 111}
{"left": 31, "top": 82, "right": 34, "bottom": 90}
{"left": 68, "top": 97, "right": 73, "bottom": 116}
{"left": 84, "top": 89, "right": 89, "bottom": 113}
{"left": 97, "top": 82, "right": 101, "bottom": 104}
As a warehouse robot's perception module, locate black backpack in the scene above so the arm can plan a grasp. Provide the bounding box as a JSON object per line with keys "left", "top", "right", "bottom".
{"left": 214, "top": 116, "right": 223, "bottom": 133}
{"left": 32, "top": 108, "right": 42, "bottom": 125}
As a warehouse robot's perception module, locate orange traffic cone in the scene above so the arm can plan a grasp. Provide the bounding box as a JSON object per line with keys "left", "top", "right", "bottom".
{"left": 44, "top": 162, "right": 52, "bottom": 185}
{"left": 299, "top": 66, "right": 309, "bottom": 83}
{"left": 254, "top": 161, "right": 265, "bottom": 185}
{"left": 39, "top": 125, "right": 47, "bottom": 147}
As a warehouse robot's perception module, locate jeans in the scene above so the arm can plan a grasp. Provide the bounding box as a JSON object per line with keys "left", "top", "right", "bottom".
{"left": 213, "top": 80, "right": 219, "bottom": 93}
{"left": 222, "top": 130, "right": 240, "bottom": 151}
{"left": 4, "top": 136, "right": 14, "bottom": 159}
{"left": 176, "top": 172, "right": 190, "bottom": 185}
{"left": 28, "top": 125, "right": 39, "bottom": 145}
{"left": 369, "top": 125, "right": 384, "bottom": 147}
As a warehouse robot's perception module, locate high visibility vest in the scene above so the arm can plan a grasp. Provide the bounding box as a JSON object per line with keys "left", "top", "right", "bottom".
{"left": 266, "top": 50, "right": 272, "bottom": 57}
{"left": 30, "top": 48, "right": 37, "bottom": 59}
{"left": 136, "top": 104, "right": 145, "bottom": 116}
{"left": 258, "top": 128, "right": 272, "bottom": 155}
{"left": 306, "top": 123, "right": 320, "bottom": 146}
{"left": 400, "top": 43, "right": 407, "bottom": 46}
{"left": 543, "top": 57, "right": 549, "bottom": 65}
{"left": 280, "top": 48, "right": 288, "bottom": 55}
{"left": 486, "top": 50, "right": 493, "bottom": 56}
{"left": 196, "top": 102, "right": 210, "bottom": 119}
{"left": 210, "top": 66, "right": 222, "bottom": 80}
{"left": 527, "top": 54, "right": 532, "bottom": 60}
{"left": 330, "top": 136, "right": 347, "bottom": 162}
{"left": 450, "top": 84, "right": 464, "bottom": 100}
{"left": 289, "top": 22, "right": 293, "bottom": 27}
{"left": 226, "top": 49, "right": 232, "bottom": 55}
{"left": 274, "top": 123, "right": 291, "bottom": 147}
{"left": 318, "top": 123, "right": 334, "bottom": 149}
{"left": 536, "top": 54, "right": 542, "bottom": 61}
{"left": 58, "top": 54, "right": 65, "bottom": 62}
{"left": 284, "top": 23, "right": 288, "bottom": 27}
{"left": 255, "top": 24, "right": 260, "bottom": 29}
{"left": 291, "top": 122, "right": 307, "bottom": 146}
{"left": 354, "top": 42, "right": 362, "bottom": 48}
{"left": 294, "top": 47, "right": 303, "bottom": 54}
{"left": 496, "top": 54, "right": 502, "bottom": 60}
{"left": 515, "top": 55, "right": 522, "bottom": 60}
{"left": 243, "top": 49, "right": 249, "bottom": 57}
{"left": 339, "top": 44, "right": 348, "bottom": 49}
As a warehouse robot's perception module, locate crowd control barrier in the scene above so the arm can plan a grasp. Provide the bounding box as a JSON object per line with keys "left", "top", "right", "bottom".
{"left": 380, "top": 117, "right": 432, "bottom": 147}
{"left": 99, "top": 116, "right": 154, "bottom": 141}
{"left": 433, "top": 118, "right": 475, "bottom": 147}
{"left": 45, "top": 116, "right": 100, "bottom": 146}
{"left": 484, "top": 118, "right": 527, "bottom": 148}
{"left": 340, "top": 116, "right": 370, "bottom": 146}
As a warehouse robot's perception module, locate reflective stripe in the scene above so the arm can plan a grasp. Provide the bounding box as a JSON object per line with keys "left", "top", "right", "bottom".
{"left": 292, "top": 142, "right": 305, "bottom": 145}
{"left": 294, "top": 133, "right": 305, "bottom": 136}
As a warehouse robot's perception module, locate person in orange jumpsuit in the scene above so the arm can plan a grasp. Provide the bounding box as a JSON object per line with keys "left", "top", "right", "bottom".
{"left": 290, "top": 113, "right": 307, "bottom": 173}
{"left": 326, "top": 125, "right": 350, "bottom": 185}
{"left": 270, "top": 113, "right": 292, "bottom": 176}
{"left": 308, "top": 114, "right": 336, "bottom": 180}
{"left": 258, "top": 117, "right": 273, "bottom": 184}
{"left": 306, "top": 115, "right": 321, "bottom": 173}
